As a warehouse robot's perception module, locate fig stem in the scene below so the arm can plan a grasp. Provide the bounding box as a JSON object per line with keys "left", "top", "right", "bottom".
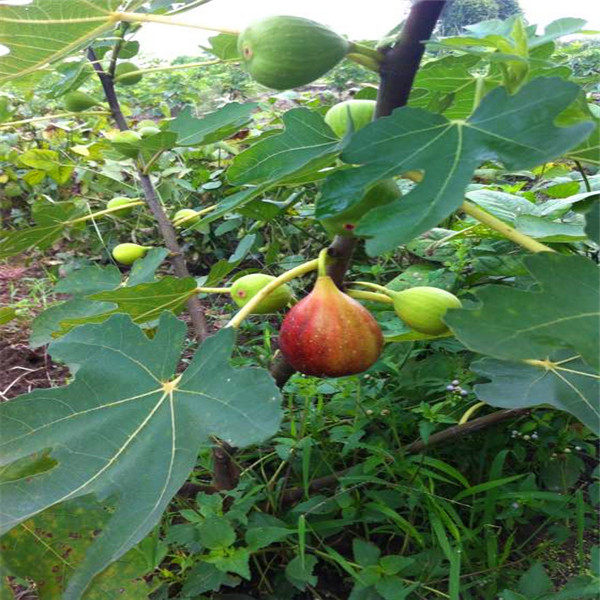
{"left": 227, "top": 258, "right": 319, "bottom": 329}
{"left": 68, "top": 201, "right": 145, "bottom": 224}
{"left": 113, "top": 11, "right": 240, "bottom": 35}
{"left": 173, "top": 205, "right": 216, "bottom": 227}
{"left": 458, "top": 401, "right": 487, "bottom": 425}
{"left": 347, "top": 41, "right": 384, "bottom": 63}
{"left": 113, "top": 60, "right": 225, "bottom": 83}
{"left": 461, "top": 201, "right": 555, "bottom": 254}
{"left": 352, "top": 281, "right": 394, "bottom": 296}
{"left": 317, "top": 248, "right": 329, "bottom": 277}
{"left": 347, "top": 290, "right": 394, "bottom": 304}
{"left": 346, "top": 53, "right": 381, "bottom": 73}
{"left": 0, "top": 111, "right": 111, "bottom": 129}
{"left": 196, "top": 287, "right": 231, "bottom": 294}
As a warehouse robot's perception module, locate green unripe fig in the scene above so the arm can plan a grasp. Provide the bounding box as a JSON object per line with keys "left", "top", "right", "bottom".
{"left": 238, "top": 16, "right": 350, "bottom": 90}
{"left": 111, "top": 130, "right": 142, "bottom": 158}
{"left": 321, "top": 179, "right": 401, "bottom": 237}
{"left": 174, "top": 208, "right": 200, "bottom": 226}
{"left": 138, "top": 126, "right": 161, "bottom": 138}
{"left": 324, "top": 99, "right": 376, "bottom": 137}
{"left": 107, "top": 196, "right": 137, "bottom": 217}
{"left": 112, "top": 243, "right": 150, "bottom": 265}
{"left": 392, "top": 287, "right": 462, "bottom": 335}
{"left": 230, "top": 273, "right": 292, "bottom": 314}
{"left": 64, "top": 91, "right": 99, "bottom": 112}
{"left": 114, "top": 62, "right": 143, "bottom": 85}
{"left": 137, "top": 119, "right": 157, "bottom": 129}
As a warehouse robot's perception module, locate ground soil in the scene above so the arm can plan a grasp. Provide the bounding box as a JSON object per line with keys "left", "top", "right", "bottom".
{"left": 0, "top": 263, "right": 69, "bottom": 402}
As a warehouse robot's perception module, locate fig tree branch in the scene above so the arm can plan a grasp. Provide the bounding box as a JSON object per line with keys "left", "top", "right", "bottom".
{"left": 375, "top": 0, "right": 447, "bottom": 117}
{"left": 87, "top": 47, "right": 208, "bottom": 340}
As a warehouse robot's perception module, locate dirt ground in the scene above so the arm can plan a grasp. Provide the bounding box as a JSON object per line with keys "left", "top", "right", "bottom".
{"left": 0, "top": 263, "right": 68, "bottom": 401}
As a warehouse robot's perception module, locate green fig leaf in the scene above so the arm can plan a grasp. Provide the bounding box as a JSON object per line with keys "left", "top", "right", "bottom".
{"left": 0, "top": 202, "right": 85, "bottom": 259}
{"left": 0, "top": 496, "right": 160, "bottom": 599}
{"left": 446, "top": 253, "right": 599, "bottom": 370}
{"left": 170, "top": 103, "right": 257, "bottom": 146}
{"left": 0, "top": 313, "right": 282, "bottom": 598}
{"left": 202, "top": 33, "right": 241, "bottom": 60}
{"left": 317, "top": 78, "right": 593, "bottom": 255}
{"left": 0, "top": 307, "right": 17, "bottom": 325}
{"left": 0, "top": 0, "right": 144, "bottom": 83}
{"left": 227, "top": 107, "right": 342, "bottom": 186}
{"left": 472, "top": 353, "right": 599, "bottom": 435}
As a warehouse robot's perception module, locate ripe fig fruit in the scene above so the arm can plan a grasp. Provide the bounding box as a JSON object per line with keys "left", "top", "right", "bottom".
{"left": 324, "top": 99, "right": 376, "bottom": 137}
{"left": 114, "top": 62, "right": 143, "bottom": 85}
{"left": 64, "top": 91, "right": 99, "bottom": 112}
{"left": 238, "top": 16, "right": 350, "bottom": 90}
{"left": 279, "top": 275, "right": 383, "bottom": 377}
{"left": 230, "top": 273, "right": 292, "bottom": 314}
{"left": 392, "top": 287, "right": 462, "bottom": 335}
{"left": 174, "top": 208, "right": 200, "bottom": 226}
{"left": 112, "top": 243, "right": 150, "bottom": 265}
{"left": 320, "top": 179, "right": 401, "bottom": 237}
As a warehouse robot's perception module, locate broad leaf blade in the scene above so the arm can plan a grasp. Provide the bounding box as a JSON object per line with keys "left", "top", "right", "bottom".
{"left": 0, "top": 0, "right": 137, "bottom": 83}
{"left": 472, "top": 353, "right": 600, "bottom": 435}
{"left": 0, "top": 314, "right": 282, "bottom": 598}
{"left": 170, "top": 103, "right": 257, "bottom": 146}
{"left": 227, "top": 108, "right": 341, "bottom": 185}
{"left": 317, "top": 78, "right": 593, "bottom": 255}
{"left": 446, "top": 253, "right": 599, "bottom": 370}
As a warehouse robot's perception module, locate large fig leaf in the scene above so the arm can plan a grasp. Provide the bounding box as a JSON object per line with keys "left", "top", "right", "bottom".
{"left": 0, "top": 0, "right": 144, "bottom": 83}
{"left": 227, "top": 108, "right": 342, "bottom": 185}
{"left": 170, "top": 103, "right": 257, "bottom": 146}
{"left": 0, "top": 496, "right": 162, "bottom": 599}
{"left": 0, "top": 313, "right": 282, "bottom": 599}
{"left": 472, "top": 352, "right": 599, "bottom": 435}
{"left": 445, "top": 253, "right": 599, "bottom": 370}
{"left": 316, "top": 78, "right": 593, "bottom": 255}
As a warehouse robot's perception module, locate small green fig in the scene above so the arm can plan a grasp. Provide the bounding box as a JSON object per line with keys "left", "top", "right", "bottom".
{"left": 114, "top": 62, "right": 143, "bottom": 85}
{"left": 230, "top": 273, "right": 292, "bottom": 314}
{"left": 64, "top": 91, "right": 99, "bottom": 112}
{"left": 111, "top": 130, "right": 142, "bottom": 158}
{"left": 137, "top": 119, "right": 157, "bottom": 129}
{"left": 320, "top": 179, "right": 401, "bottom": 237}
{"left": 392, "top": 287, "right": 462, "bottom": 335}
{"left": 107, "top": 196, "right": 137, "bottom": 217}
{"left": 238, "top": 16, "right": 350, "bottom": 90}
{"left": 139, "top": 126, "right": 161, "bottom": 138}
{"left": 112, "top": 243, "right": 150, "bottom": 265}
{"left": 324, "top": 99, "right": 376, "bottom": 137}
{"left": 173, "top": 208, "right": 200, "bottom": 226}
{"left": 279, "top": 275, "right": 383, "bottom": 377}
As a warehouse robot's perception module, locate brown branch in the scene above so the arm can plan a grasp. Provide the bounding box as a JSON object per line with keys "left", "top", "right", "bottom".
{"left": 178, "top": 408, "right": 530, "bottom": 500}
{"left": 376, "top": 0, "right": 447, "bottom": 117}
{"left": 87, "top": 48, "right": 208, "bottom": 341}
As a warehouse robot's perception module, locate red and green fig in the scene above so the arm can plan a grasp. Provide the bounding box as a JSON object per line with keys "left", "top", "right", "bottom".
{"left": 391, "top": 287, "right": 462, "bottom": 335}
{"left": 230, "top": 273, "right": 292, "bottom": 314}
{"left": 324, "top": 99, "right": 376, "bottom": 137}
{"left": 238, "top": 16, "right": 350, "bottom": 90}
{"left": 278, "top": 275, "right": 383, "bottom": 377}
{"left": 320, "top": 179, "right": 401, "bottom": 237}
{"left": 112, "top": 243, "right": 150, "bottom": 265}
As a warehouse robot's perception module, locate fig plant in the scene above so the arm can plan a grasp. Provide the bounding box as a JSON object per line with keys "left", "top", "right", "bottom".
{"left": 0, "top": 1, "right": 598, "bottom": 598}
